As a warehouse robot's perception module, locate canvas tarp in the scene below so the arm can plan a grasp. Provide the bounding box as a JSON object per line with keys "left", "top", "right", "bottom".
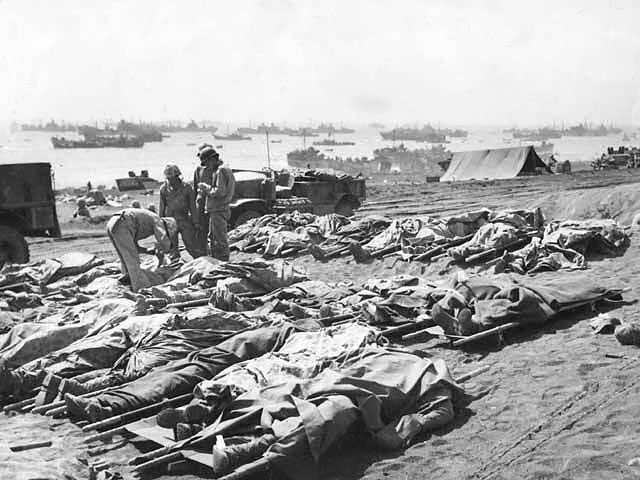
{"left": 440, "top": 146, "right": 550, "bottom": 182}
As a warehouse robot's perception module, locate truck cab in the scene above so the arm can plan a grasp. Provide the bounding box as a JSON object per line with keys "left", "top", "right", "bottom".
{"left": 0, "top": 163, "right": 60, "bottom": 265}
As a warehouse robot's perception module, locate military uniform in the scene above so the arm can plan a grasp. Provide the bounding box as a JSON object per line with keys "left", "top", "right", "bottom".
{"left": 205, "top": 166, "right": 236, "bottom": 261}
{"left": 106, "top": 209, "right": 176, "bottom": 292}
{"left": 159, "top": 181, "right": 202, "bottom": 258}
{"left": 193, "top": 165, "right": 215, "bottom": 255}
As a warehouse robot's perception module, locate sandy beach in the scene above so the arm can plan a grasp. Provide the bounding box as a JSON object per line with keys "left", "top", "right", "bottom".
{"left": 1, "top": 169, "right": 635, "bottom": 480}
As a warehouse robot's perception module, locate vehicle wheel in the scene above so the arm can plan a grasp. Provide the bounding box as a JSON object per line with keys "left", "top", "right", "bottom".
{"left": 232, "top": 209, "right": 263, "bottom": 228}
{"left": 0, "top": 226, "right": 29, "bottom": 268}
{"left": 334, "top": 197, "right": 360, "bottom": 217}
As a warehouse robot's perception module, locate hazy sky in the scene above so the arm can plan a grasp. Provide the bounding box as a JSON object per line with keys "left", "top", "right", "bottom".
{"left": 1, "top": 0, "right": 639, "bottom": 126}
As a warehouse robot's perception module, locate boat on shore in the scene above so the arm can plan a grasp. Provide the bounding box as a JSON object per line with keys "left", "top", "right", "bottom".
{"left": 213, "top": 132, "right": 252, "bottom": 141}
{"left": 115, "top": 170, "right": 162, "bottom": 191}
{"left": 51, "top": 135, "right": 144, "bottom": 149}
{"left": 373, "top": 143, "right": 452, "bottom": 175}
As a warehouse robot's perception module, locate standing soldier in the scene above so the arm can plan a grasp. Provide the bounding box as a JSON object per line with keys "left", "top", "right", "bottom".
{"left": 159, "top": 164, "right": 202, "bottom": 259}
{"left": 193, "top": 143, "right": 215, "bottom": 255}
{"left": 196, "top": 146, "right": 236, "bottom": 260}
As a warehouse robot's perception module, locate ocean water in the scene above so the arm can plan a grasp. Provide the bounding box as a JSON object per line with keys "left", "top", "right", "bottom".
{"left": 0, "top": 126, "right": 634, "bottom": 188}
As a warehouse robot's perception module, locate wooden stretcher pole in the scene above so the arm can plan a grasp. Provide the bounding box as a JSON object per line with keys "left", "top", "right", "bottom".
{"left": 45, "top": 404, "right": 69, "bottom": 416}
{"left": 129, "top": 445, "right": 174, "bottom": 465}
{"left": 383, "top": 318, "right": 431, "bottom": 337}
{"left": 452, "top": 322, "right": 519, "bottom": 347}
{"left": 82, "top": 393, "right": 193, "bottom": 432}
{"left": 132, "top": 451, "right": 184, "bottom": 472}
{"left": 3, "top": 397, "right": 35, "bottom": 413}
{"left": 454, "top": 364, "right": 490, "bottom": 383}
{"left": 83, "top": 426, "right": 127, "bottom": 443}
{"left": 371, "top": 243, "right": 400, "bottom": 257}
{"left": 414, "top": 233, "right": 475, "bottom": 262}
{"left": 318, "top": 312, "right": 357, "bottom": 326}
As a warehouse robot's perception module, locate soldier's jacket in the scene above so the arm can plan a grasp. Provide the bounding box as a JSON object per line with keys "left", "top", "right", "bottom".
{"left": 159, "top": 182, "right": 197, "bottom": 221}
{"left": 206, "top": 167, "right": 236, "bottom": 213}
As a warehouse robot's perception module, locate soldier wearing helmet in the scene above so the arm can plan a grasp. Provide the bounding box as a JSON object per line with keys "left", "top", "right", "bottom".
{"left": 73, "top": 198, "right": 91, "bottom": 218}
{"left": 158, "top": 163, "right": 202, "bottom": 258}
{"left": 194, "top": 146, "right": 235, "bottom": 260}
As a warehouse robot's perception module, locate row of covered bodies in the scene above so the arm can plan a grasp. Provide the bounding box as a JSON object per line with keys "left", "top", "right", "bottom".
{"left": 0, "top": 206, "right": 630, "bottom": 478}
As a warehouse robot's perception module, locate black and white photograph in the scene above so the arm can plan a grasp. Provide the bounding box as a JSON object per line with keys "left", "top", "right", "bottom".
{"left": 0, "top": 1, "right": 639, "bottom": 478}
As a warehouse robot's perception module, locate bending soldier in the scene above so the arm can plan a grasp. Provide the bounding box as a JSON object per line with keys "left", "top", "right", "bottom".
{"left": 106, "top": 208, "right": 178, "bottom": 292}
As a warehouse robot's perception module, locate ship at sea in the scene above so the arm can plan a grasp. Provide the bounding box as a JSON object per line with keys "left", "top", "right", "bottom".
{"left": 51, "top": 135, "right": 144, "bottom": 149}
{"left": 509, "top": 126, "right": 562, "bottom": 141}
{"left": 78, "top": 120, "right": 163, "bottom": 143}
{"left": 563, "top": 123, "right": 622, "bottom": 137}
{"left": 238, "top": 123, "right": 287, "bottom": 135}
{"left": 312, "top": 138, "right": 356, "bottom": 146}
{"left": 311, "top": 123, "right": 355, "bottom": 134}
{"left": 213, "top": 132, "right": 252, "bottom": 141}
{"left": 21, "top": 120, "right": 76, "bottom": 132}
{"left": 379, "top": 125, "right": 449, "bottom": 143}
{"left": 157, "top": 120, "right": 218, "bottom": 133}
{"left": 285, "top": 128, "right": 319, "bottom": 137}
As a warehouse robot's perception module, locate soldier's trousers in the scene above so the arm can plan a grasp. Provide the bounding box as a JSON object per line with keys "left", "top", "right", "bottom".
{"left": 173, "top": 217, "right": 203, "bottom": 259}
{"left": 209, "top": 209, "right": 230, "bottom": 261}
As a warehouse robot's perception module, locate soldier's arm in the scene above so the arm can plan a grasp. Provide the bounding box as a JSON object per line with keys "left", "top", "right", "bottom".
{"left": 152, "top": 218, "right": 172, "bottom": 252}
{"left": 210, "top": 169, "right": 231, "bottom": 199}
{"left": 158, "top": 188, "right": 167, "bottom": 217}
{"left": 188, "top": 186, "right": 198, "bottom": 223}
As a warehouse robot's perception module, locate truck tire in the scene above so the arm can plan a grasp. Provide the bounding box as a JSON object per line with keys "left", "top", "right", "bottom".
{"left": 334, "top": 197, "right": 360, "bottom": 217}
{"left": 0, "top": 226, "right": 29, "bottom": 267}
{"left": 232, "top": 209, "right": 263, "bottom": 228}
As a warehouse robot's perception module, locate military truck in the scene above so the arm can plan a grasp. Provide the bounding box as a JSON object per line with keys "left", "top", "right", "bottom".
{"left": 0, "top": 163, "right": 61, "bottom": 265}
{"left": 229, "top": 169, "right": 366, "bottom": 227}
{"left": 592, "top": 147, "right": 640, "bottom": 170}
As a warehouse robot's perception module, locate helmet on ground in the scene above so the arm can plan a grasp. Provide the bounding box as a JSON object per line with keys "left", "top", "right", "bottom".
{"left": 163, "top": 164, "right": 182, "bottom": 178}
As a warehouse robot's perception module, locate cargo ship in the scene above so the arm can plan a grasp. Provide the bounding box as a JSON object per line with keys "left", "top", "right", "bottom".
{"left": 51, "top": 135, "right": 144, "bottom": 149}
{"left": 312, "top": 123, "right": 355, "bottom": 134}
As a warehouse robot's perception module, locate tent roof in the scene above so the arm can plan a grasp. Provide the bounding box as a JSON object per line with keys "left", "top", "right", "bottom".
{"left": 440, "top": 146, "right": 548, "bottom": 182}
